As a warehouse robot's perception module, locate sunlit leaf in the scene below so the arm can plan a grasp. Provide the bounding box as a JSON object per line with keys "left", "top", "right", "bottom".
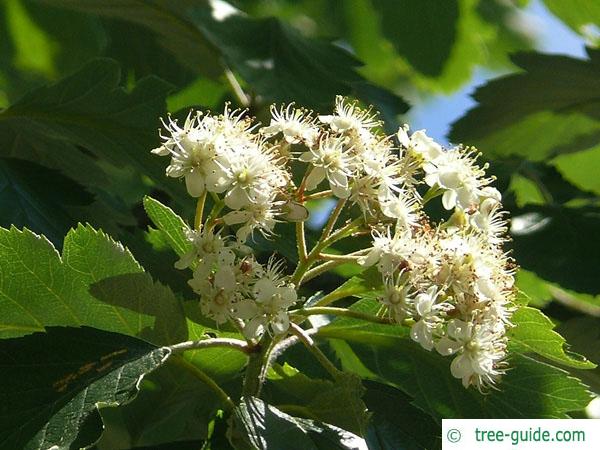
{"left": 0, "top": 224, "right": 186, "bottom": 343}
{"left": 450, "top": 48, "right": 600, "bottom": 159}
{"left": 509, "top": 306, "right": 595, "bottom": 369}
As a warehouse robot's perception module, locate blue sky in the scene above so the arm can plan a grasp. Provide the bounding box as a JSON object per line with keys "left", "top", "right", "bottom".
{"left": 407, "top": 0, "right": 588, "bottom": 146}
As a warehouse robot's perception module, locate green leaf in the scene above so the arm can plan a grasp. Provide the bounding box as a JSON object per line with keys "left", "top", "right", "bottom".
{"left": 318, "top": 302, "right": 592, "bottom": 419}
{"left": 0, "top": 58, "right": 189, "bottom": 208}
{"left": 45, "top": 0, "right": 407, "bottom": 118}
{"left": 143, "top": 195, "right": 193, "bottom": 257}
{"left": 508, "top": 306, "right": 595, "bottom": 369}
{"left": 330, "top": 267, "right": 382, "bottom": 301}
{"left": 335, "top": 0, "right": 532, "bottom": 92}
{"left": 20, "top": 0, "right": 106, "bottom": 76}
{"left": 0, "top": 224, "right": 186, "bottom": 344}
{"left": 517, "top": 268, "right": 600, "bottom": 316}
{"left": 197, "top": 12, "right": 363, "bottom": 109}
{"left": 363, "top": 381, "right": 441, "bottom": 450}
{"left": 557, "top": 317, "right": 600, "bottom": 395}
{"left": 266, "top": 363, "right": 370, "bottom": 436}
{"left": 450, "top": 48, "right": 600, "bottom": 160}
{"left": 2, "top": 0, "right": 56, "bottom": 79}
{"left": 102, "top": 18, "right": 196, "bottom": 87}
{"left": 228, "top": 397, "right": 367, "bottom": 450}
{"left": 0, "top": 326, "right": 170, "bottom": 450}
{"left": 372, "top": 0, "right": 459, "bottom": 77}
{"left": 551, "top": 144, "right": 600, "bottom": 196}
{"left": 0, "top": 157, "right": 93, "bottom": 244}
{"left": 542, "top": 0, "right": 600, "bottom": 40}
{"left": 183, "top": 318, "right": 248, "bottom": 384}
{"left": 511, "top": 204, "right": 600, "bottom": 294}
{"left": 39, "top": 0, "right": 223, "bottom": 78}
{"left": 96, "top": 361, "right": 221, "bottom": 448}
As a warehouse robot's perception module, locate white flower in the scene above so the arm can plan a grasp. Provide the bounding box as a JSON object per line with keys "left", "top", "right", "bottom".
{"left": 469, "top": 198, "right": 507, "bottom": 245}
{"left": 358, "top": 228, "right": 403, "bottom": 275}
{"left": 300, "top": 135, "right": 356, "bottom": 198}
{"left": 189, "top": 266, "right": 238, "bottom": 325}
{"left": 223, "top": 196, "right": 282, "bottom": 241}
{"left": 380, "top": 276, "right": 411, "bottom": 322}
{"left": 398, "top": 126, "right": 444, "bottom": 163}
{"left": 209, "top": 144, "right": 279, "bottom": 209}
{"left": 152, "top": 113, "right": 221, "bottom": 197}
{"left": 319, "top": 96, "right": 380, "bottom": 134}
{"left": 261, "top": 104, "right": 319, "bottom": 145}
{"left": 359, "top": 228, "right": 433, "bottom": 280}
{"left": 435, "top": 319, "right": 506, "bottom": 389}
{"left": 175, "top": 228, "right": 233, "bottom": 270}
{"left": 379, "top": 189, "right": 421, "bottom": 230}
{"left": 236, "top": 277, "right": 297, "bottom": 339}
{"left": 423, "top": 147, "right": 491, "bottom": 210}
{"left": 410, "top": 286, "right": 451, "bottom": 351}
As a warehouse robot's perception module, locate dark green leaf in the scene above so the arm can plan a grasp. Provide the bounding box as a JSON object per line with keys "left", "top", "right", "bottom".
{"left": 0, "top": 326, "right": 170, "bottom": 450}
{"left": 196, "top": 12, "right": 362, "bottom": 109}
{"left": 319, "top": 303, "right": 592, "bottom": 419}
{"left": 450, "top": 48, "right": 600, "bottom": 160}
{"left": 363, "top": 381, "right": 441, "bottom": 450}
{"left": 21, "top": 0, "right": 106, "bottom": 75}
{"left": 511, "top": 205, "right": 600, "bottom": 295}
{"left": 96, "top": 361, "right": 221, "bottom": 448}
{"left": 372, "top": 0, "right": 459, "bottom": 77}
{"left": 39, "top": 0, "right": 223, "bottom": 78}
{"left": 229, "top": 397, "right": 367, "bottom": 450}
{"left": 0, "top": 58, "right": 189, "bottom": 208}
{"left": 557, "top": 317, "right": 600, "bottom": 395}
{"left": 0, "top": 157, "right": 93, "bottom": 244}
{"left": 266, "top": 363, "right": 370, "bottom": 436}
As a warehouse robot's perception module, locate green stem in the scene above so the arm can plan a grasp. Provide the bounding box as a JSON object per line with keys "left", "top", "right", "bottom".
{"left": 321, "top": 198, "right": 346, "bottom": 239}
{"left": 290, "top": 217, "right": 364, "bottom": 286}
{"left": 172, "top": 355, "right": 235, "bottom": 412}
{"left": 194, "top": 191, "right": 207, "bottom": 230}
{"left": 242, "top": 334, "right": 272, "bottom": 397}
{"left": 296, "top": 221, "right": 308, "bottom": 262}
{"left": 289, "top": 323, "right": 340, "bottom": 379}
{"left": 301, "top": 260, "right": 343, "bottom": 284}
{"left": 319, "top": 252, "right": 362, "bottom": 262}
{"left": 294, "top": 307, "right": 393, "bottom": 324}
{"left": 169, "top": 337, "right": 251, "bottom": 354}
{"left": 303, "top": 190, "right": 332, "bottom": 201}
{"left": 205, "top": 193, "right": 225, "bottom": 232}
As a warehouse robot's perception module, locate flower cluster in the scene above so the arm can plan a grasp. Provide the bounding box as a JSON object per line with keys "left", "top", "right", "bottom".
{"left": 362, "top": 126, "right": 515, "bottom": 390}
{"left": 153, "top": 107, "right": 291, "bottom": 242}
{"left": 176, "top": 228, "right": 298, "bottom": 339}
{"left": 153, "top": 96, "right": 515, "bottom": 389}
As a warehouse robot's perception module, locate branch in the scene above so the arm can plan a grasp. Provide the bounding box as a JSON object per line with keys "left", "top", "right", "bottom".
{"left": 169, "top": 337, "right": 252, "bottom": 354}
{"left": 289, "top": 323, "right": 340, "bottom": 379}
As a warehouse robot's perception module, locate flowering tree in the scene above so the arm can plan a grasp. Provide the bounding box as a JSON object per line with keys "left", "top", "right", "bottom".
{"left": 0, "top": 1, "right": 598, "bottom": 449}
